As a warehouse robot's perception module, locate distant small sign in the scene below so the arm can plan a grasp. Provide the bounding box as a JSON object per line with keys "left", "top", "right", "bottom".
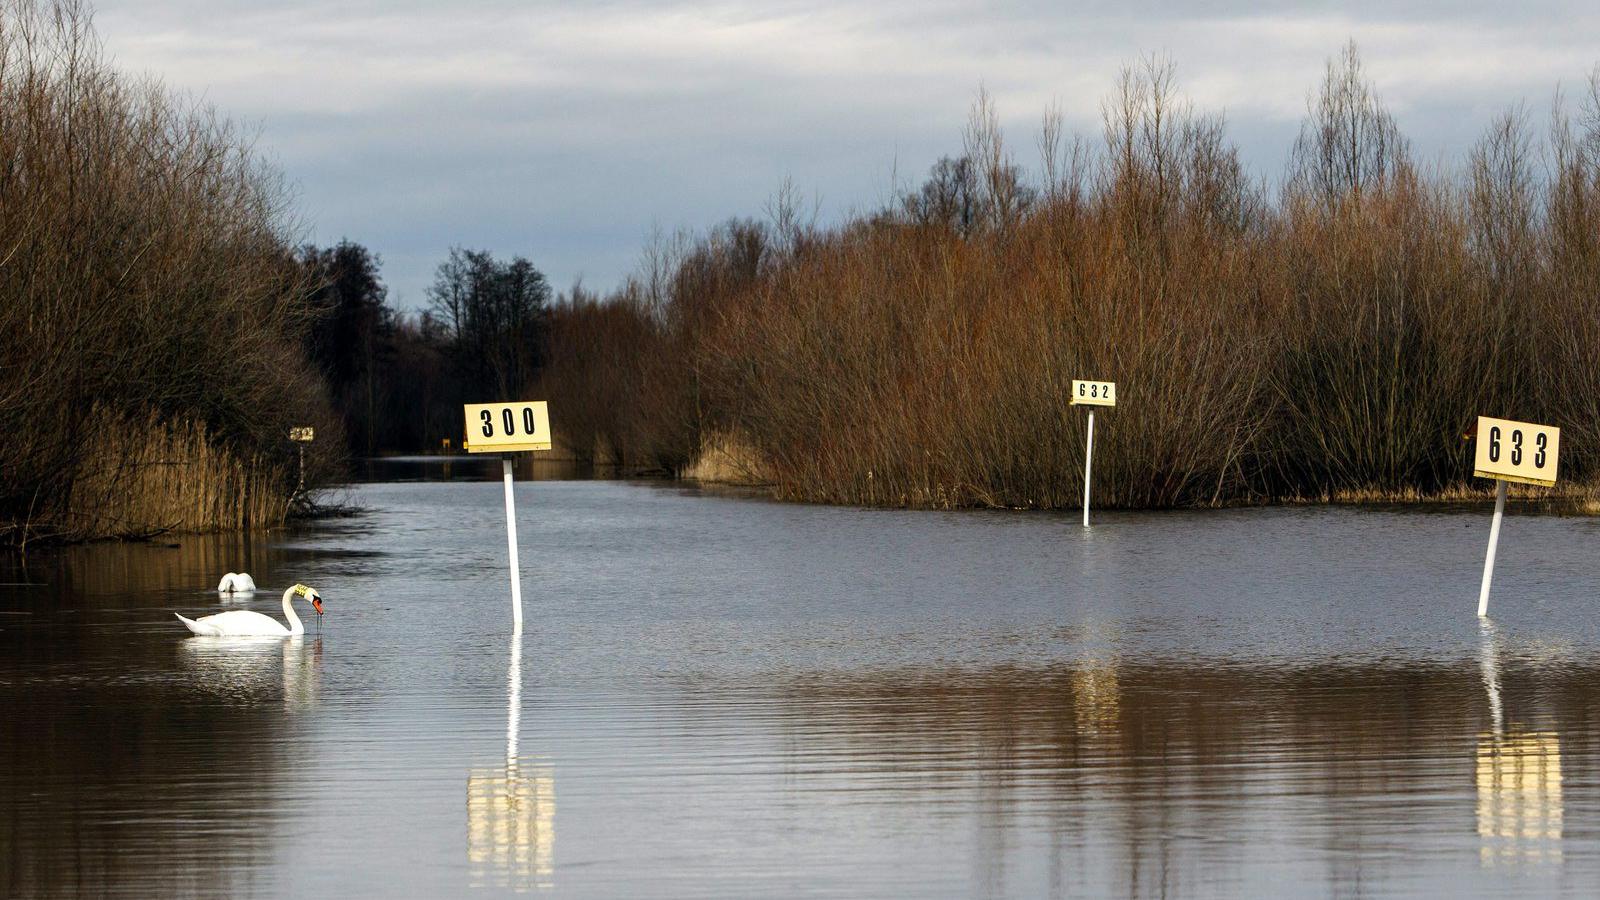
{"left": 1070, "top": 380, "right": 1116, "bottom": 407}
{"left": 464, "top": 401, "right": 552, "bottom": 453}
{"left": 1473, "top": 416, "right": 1558, "bottom": 487}
{"left": 288, "top": 427, "right": 315, "bottom": 442}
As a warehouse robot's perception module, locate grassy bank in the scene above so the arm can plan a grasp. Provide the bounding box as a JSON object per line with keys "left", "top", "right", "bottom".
{"left": 0, "top": 0, "right": 341, "bottom": 543}
{"left": 541, "top": 48, "right": 1600, "bottom": 510}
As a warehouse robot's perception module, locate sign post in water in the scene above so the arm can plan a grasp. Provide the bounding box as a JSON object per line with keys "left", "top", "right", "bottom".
{"left": 1070, "top": 380, "right": 1116, "bottom": 528}
{"left": 1472, "top": 415, "right": 1559, "bottom": 618}
{"left": 465, "top": 401, "right": 553, "bottom": 633}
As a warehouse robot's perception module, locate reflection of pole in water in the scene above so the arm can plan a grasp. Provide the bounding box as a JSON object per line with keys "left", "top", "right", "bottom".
{"left": 467, "top": 631, "right": 554, "bottom": 891}
{"left": 1478, "top": 622, "right": 1503, "bottom": 737}
{"left": 1476, "top": 624, "right": 1562, "bottom": 866}
{"left": 508, "top": 630, "right": 521, "bottom": 766}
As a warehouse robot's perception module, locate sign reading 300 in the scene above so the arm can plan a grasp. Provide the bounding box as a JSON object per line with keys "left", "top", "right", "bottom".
{"left": 1473, "top": 415, "right": 1558, "bottom": 487}
{"left": 464, "top": 401, "right": 552, "bottom": 453}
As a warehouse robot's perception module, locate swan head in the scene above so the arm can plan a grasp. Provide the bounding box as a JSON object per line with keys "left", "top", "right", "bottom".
{"left": 292, "top": 584, "right": 326, "bottom": 617}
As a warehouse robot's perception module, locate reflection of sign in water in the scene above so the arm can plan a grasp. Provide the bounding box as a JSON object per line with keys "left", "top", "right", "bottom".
{"left": 1477, "top": 731, "right": 1562, "bottom": 865}
{"left": 1071, "top": 663, "right": 1120, "bottom": 736}
{"left": 468, "top": 631, "right": 553, "bottom": 891}
{"left": 467, "top": 762, "right": 555, "bottom": 891}
{"left": 1476, "top": 625, "right": 1561, "bottom": 866}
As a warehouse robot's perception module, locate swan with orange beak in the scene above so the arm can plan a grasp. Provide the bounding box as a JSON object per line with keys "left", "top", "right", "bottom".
{"left": 177, "top": 584, "right": 325, "bottom": 637}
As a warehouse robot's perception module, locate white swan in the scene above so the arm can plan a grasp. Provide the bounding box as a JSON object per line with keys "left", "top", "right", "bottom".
{"left": 217, "top": 572, "right": 257, "bottom": 593}
{"left": 177, "top": 584, "right": 324, "bottom": 637}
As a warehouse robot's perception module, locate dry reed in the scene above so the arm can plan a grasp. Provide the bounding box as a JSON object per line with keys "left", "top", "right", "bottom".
{"left": 680, "top": 430, "right": 771, "bottom": 485}
{"left": 56, "top": 410, "right": 290, "bottom": 542}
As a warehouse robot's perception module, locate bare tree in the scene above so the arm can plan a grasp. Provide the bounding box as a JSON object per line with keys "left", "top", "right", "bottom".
{"left": 1468, "top": 105, "right": 1536, "bottom": 280}
{"left": 963, "top": 84, "right": 1033, "bottom": 231}
{"left": 1288, "top": 41, "right": 1411, "bottom": 209}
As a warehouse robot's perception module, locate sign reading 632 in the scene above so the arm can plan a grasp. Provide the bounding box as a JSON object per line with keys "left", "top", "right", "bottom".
{"left": 463, "top": 401, "right": 552, "bottom": 453}
{"left": 1069, "top": 380, "right": 1116, "bottom": 407}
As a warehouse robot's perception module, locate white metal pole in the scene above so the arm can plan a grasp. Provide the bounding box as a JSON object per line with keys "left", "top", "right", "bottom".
{"left": 1477, "top": 478, "right": 1507, "bottom": 618}
{"left": 502, "top": 456, "right": 524, "bottom": 632}
{"left": 1082, "top": 410, "right": 1095, "bottom": 528}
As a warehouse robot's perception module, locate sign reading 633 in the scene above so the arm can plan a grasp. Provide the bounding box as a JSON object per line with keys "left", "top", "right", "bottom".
{"left": 1473, "top": 415, "right": 1558, "bottom": 487}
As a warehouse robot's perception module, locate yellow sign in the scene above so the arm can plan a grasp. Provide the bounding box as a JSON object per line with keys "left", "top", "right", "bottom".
{"left": 464, "top": 401, "right": 552, "bottom": 453}
{"left": 1070, "top": 380, "right": 1116, "bottom": 407}
{"left": 288, "top": 427, "right": 315, "bottom": 442}
{"left": 1474, "top": 416, "right": 1558, "bottom": 487}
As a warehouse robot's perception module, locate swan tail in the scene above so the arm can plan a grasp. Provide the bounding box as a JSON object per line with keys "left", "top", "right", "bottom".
{"left": 175, "top": 613, "right": 221, "bottom": 636}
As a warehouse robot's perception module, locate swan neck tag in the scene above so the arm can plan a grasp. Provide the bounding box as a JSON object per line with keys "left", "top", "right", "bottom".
{"left": 292, "top": 584, "right": 310, "bottom": 597}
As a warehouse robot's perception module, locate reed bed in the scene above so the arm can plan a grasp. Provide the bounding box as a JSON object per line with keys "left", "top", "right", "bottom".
{"left": 57, "top": 412, "right": 290, "bottom": 542}
{"left": 544, "top": 50, "right": 1600, "bottom": 510}
{"left": 678, "top": 430, "right": 771, "bottom": 485}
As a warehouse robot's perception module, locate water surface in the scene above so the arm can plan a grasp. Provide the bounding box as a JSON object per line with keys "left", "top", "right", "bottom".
{"left": 4, "top": 482, "right": 1600, "bottom": 897}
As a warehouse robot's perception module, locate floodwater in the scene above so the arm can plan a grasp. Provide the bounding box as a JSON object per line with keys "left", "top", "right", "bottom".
{"left": 5, "top": 469, "right": 1600, "bottom": 898}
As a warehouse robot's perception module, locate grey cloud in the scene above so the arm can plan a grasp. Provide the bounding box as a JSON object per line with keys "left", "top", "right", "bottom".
{"left": 90, "top": 0, "right": 1600, "bottom": 307}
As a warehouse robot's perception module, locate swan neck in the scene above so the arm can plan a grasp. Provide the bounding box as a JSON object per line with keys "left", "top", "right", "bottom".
{"left": 282, "top": 587, "right": 304, "bottom": 635}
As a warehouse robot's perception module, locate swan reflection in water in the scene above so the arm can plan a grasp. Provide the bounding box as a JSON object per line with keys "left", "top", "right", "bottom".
{"left": 1476, "top": 622, "right": 1562, "bottom": 866}
{"left": 467, "top": 631, "right": 554, "bottom": 892}
{"left": 178, "top": 635, "right": 322, "bottom": 710}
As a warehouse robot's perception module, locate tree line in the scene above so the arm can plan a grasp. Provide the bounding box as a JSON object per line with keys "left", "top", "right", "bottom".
{"left": 529, "top": 45, "right": 1600, "bottom": 508}
{"left": 0, "top": 0, "right": 557, "bottom": 541}
{"left": 8, "top": 0, "right": 1598, "bottom": 543}
{"left": 309, "top": 43, "right": 1600, "bottom": 510}
{"left": 297, "top": 243, "right": 554, "bottom": 456}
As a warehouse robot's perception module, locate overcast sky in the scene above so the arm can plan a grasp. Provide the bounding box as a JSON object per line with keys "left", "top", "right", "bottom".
{"left": 92, "top": 0, "right": 1598, "bottom": 309}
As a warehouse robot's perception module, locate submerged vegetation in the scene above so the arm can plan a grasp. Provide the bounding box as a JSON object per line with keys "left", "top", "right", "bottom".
{"left": 539, "top": 47, "right": 1600, "bottom": 509}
